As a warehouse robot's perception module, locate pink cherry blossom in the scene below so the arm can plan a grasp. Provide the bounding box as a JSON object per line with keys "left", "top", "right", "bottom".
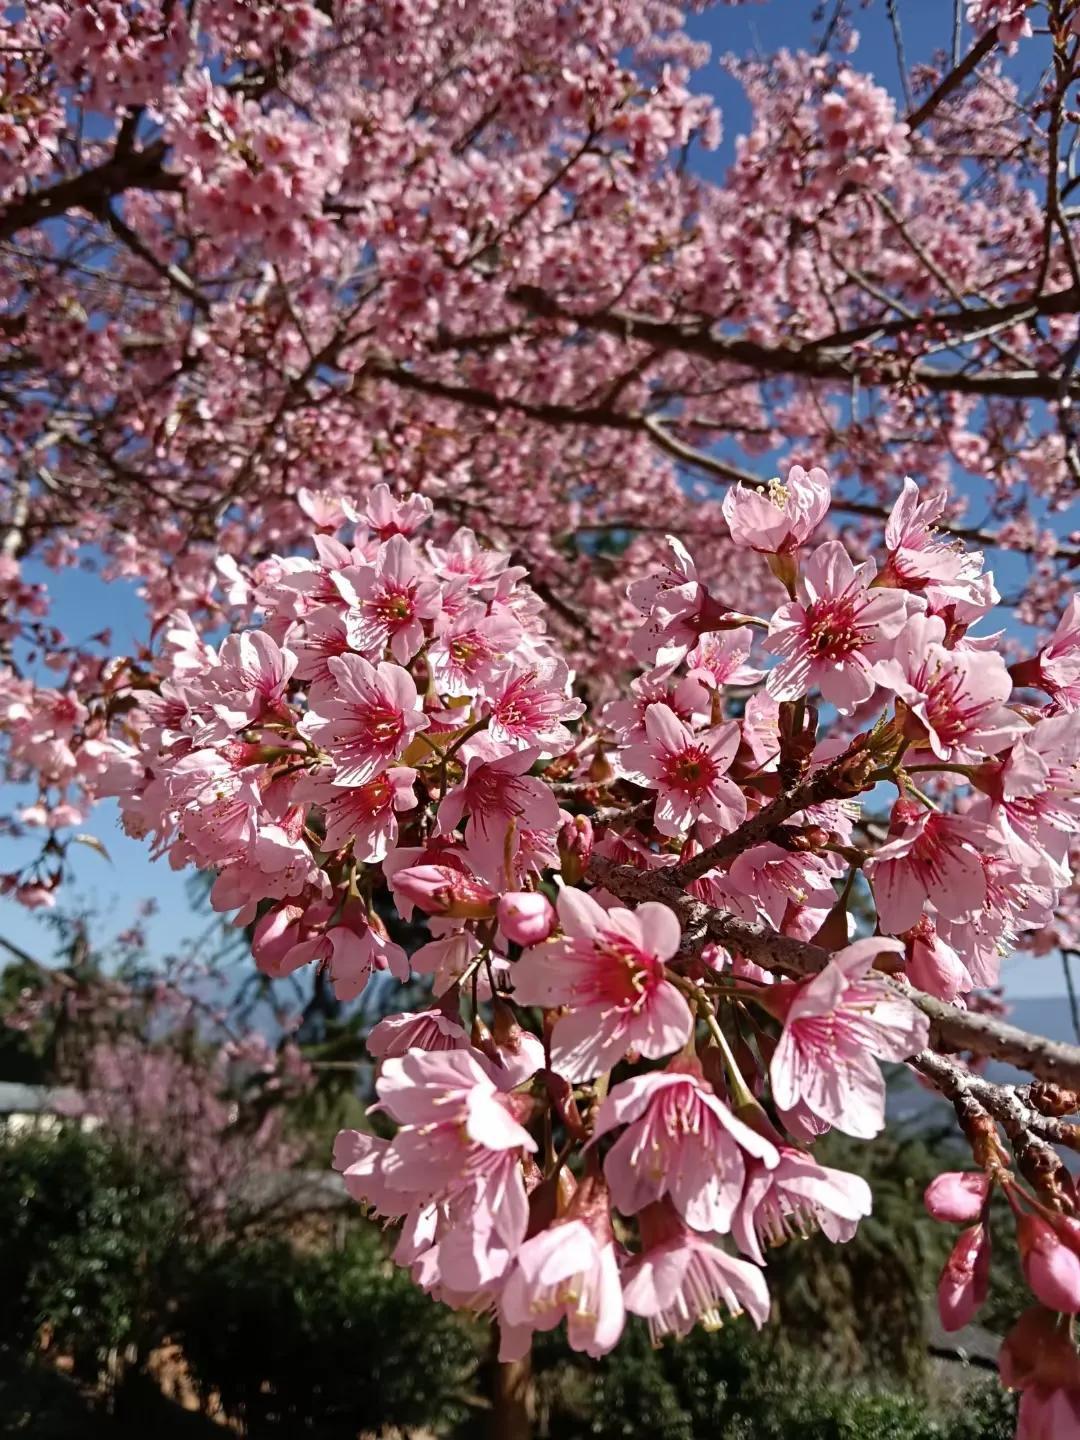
{"left": 867, "top": 799, "right": 987, "bottom": 935}
{"left": 593, "top": 1063, "right": 778, "bottom": 1232}
{"left": 339, "top": 534, "right": 441, "bottom": 665}
{"left": 367, "top": 1008, "right": 470, "bottom": 1058}
{"left": 512, "top": 888, "right": 692, "bottom": 1082}
{"left": 300, "top": 654, "right": 428, "bottom": 785}
{"left": 722, "top": 466, "right": 831, "bottom": 555}
{"left": 311, "top": 766, "right": 417, "bottom": 858}
{"left": 876, "top": 613, "right": 1027, "bottom": 761}
{"left": 764, "top": 541, "right": 912, "bottom": 711}
{"left": 437, "top": 741, "right": 562, "bottom": 887}
{"left": 486, "top": 661, "right": 584, "bottom": 753}
{"left": 904, "top": 918, "right": 972, "bottom": 1002}
{"left": 733, "top": 1148, "right": 873, "bottom": 1265}
{"left": 769, "top": 937, "right": 929, "bottom": 1138}
{"left": 624, "top": 1209, "right": 771, "bottom": 1342}
{"left": 621, "top": 704, "right": 746, "bottom": 839}
{"left": 499, "top": 1180, "right": 625, "bottom": 1361}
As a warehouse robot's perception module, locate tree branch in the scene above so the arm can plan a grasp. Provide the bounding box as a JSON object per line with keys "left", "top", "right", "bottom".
{"left": 587, "top": 855, "right": 1080, "bottom": 1089}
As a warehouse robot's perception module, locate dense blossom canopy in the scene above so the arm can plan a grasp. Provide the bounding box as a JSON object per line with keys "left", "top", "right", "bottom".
{"left": 5, "top": 1, "right": 1080, "bottom": 1432}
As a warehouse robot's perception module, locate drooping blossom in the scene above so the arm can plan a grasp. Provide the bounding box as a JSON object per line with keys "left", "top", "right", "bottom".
{"left": 593, "top": 1062, "right": 778, "bottom": 1232}
{"left": 938, "top": 1223, "right": 992, "bottom": 1332}
{"left": 867, "top": 799, "right": 987, "bottom": 935}
{"left": 512, "top": 888, "right": 693, "bottom": 1082}
{"left": 732, "top": 1147, "right": 873, "bottom": 1265}
{"left": 499, "top": 1177, "right": 624, "bottom": 1361}
{"left": 768, "top": 937, "right": 929, "bottom": 1138}
{"left": 623, "top": 1202, "right": 771, "bottom": 1342}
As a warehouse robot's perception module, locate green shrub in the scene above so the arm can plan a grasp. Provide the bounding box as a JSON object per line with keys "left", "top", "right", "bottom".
{"left": 172, "top": 1231, "right": 481, "bottom": 1436}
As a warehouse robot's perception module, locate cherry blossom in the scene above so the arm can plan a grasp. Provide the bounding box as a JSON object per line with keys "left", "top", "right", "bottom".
{"left": 512, "top": 888, "right": 693, "bottom": 1081}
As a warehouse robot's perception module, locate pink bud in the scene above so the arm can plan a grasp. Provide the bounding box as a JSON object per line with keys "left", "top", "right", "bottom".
{"left": 498, "top": 891, "right": 555, "bottom": 946}
{"left": 391, "top": 864, "right": 497, "bottom": 919}
{"left": 557, "top": 815, "right": 593, "bottom": 885}
{"left": 924, "top": 1171, "right": 990, "bottom": 1224}
{"left": 1018, "top": 1215, "right": 1080, "bottom": 1315}
{"left": 938, "top": 1223, "right": 991, "bottom": 1332}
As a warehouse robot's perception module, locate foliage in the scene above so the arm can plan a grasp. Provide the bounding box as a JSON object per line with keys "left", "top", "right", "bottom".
{"left": 172, "top": 1231, "right": 481, "bottom": 1437}
{"left": 0, "top": 1129, "right": 191, "bottom": 1380}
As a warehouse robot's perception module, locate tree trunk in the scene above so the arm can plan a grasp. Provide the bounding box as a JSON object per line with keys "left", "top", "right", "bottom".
{"left": 488, "top": 1328, "right": 532, "bottom": 1440}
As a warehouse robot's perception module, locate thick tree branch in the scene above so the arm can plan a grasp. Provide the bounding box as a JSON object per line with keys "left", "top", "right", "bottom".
{"left": 0, "top": 140, "right": 179, "bottom": 242}
{"left": 511, "top": 286, "right": 1080, "bottom": 402}
{"left": 588, "top": 855, "right": 1080, "bottom": 1089}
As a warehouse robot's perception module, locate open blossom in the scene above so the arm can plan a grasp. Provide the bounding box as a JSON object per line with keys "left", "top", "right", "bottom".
{"left": 426, "top": 605, "right": 522, "bottom": 698}
{"left": 512, "top": 889, "right": 692, "bottom": 1082}
{"left": 732, "top": 1148, "right": 872, "bottom": 1265}
{"left": 338, "top": 533, "right": 441, "bottom": 664}
{"left": 623, "top": 1203, "right": 771, "bottom": 1342}
{"left": 882, "top": 477, "right": 996, "bottom": 617}
{"left": 212, "top": 630, "right": 297, "bottom": 729}
{"left": 866, "top": 799, "right": 987, "bottom": 935}
{"left": 876, "top": 613, "right": 1026, "bottom": 761}
{"left": 685, "top": 626, "right": 765, "bottom": 690}
{"left": 300, "top": 654, "right": 428, "bottom": 785}
{"left": 310, "top": 766, "right": 417, "bottom": 858}
{"left": 593, "top": 1063, "right": 778, "bottom": 1233}
{"left": 975, "top": 712, "right": 1080, "bottom": 889}
{"left": 628, "top": 535, "right": 736, "bottom": 672}
{"left": 375, "top": 1049, "right": 538, "bottom": 1289}
{"left": 487, "top": 661, "right": 584, "bottom": 753}
{"left": 764, "top": 541, "right": 912, "bottom": 711}
{"left": 722, "top": 466, "right": 831, "bottom": 554}
{"left": 1026, "top": 594, "right": 1080, "bottom": 710}
{"left": 621, "top": 704, "right": 746, "bottom": 838}
{"left": 499, "top": 1178, "right": 624, "bottom": 1361}
{"left": 437, "top": 741, "right": 562, "bottom": 887}
{"left": 768, "top": 937, "right": 929, "bottom": 1138}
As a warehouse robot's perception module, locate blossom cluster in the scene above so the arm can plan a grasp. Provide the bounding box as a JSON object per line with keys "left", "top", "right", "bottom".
{"left": 4, "top": 466, "right": 1071, "bottom": 1425}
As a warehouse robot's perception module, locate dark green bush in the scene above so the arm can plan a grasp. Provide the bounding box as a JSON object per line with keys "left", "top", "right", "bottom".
{"left": 0, "top": 1129, "right": 190, "bottom": 1380}
{"left": 172, "top": 1231, "right": 481, "bottom": 1437}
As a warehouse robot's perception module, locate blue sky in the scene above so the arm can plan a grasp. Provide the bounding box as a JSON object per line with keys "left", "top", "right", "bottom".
{"left": 1, "top": 1, "right": 1072, "bottom": 998}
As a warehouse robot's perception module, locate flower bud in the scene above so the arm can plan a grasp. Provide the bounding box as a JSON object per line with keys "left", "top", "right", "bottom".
{"left": 498, "top": 891, "right": 555, "bottom": 946}
{"left": 1017, "top": 1214, "right": 1080, "bottom": 1315}
{"left": 924, "top": 1171, "right": 990, "bottom": 1224}
{"left": 390, "top": 863, "right": 497, "bottom": 918}
{"left": 558, "top": 814, "right": 593, "bottom": 885}
{"left": 937, "top": 1223, "right": 991, "bottom": 1332}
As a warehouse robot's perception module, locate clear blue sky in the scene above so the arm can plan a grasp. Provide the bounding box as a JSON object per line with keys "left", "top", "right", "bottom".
{"left": 0, "top": 2, "right": 1070, "bottom": 997}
